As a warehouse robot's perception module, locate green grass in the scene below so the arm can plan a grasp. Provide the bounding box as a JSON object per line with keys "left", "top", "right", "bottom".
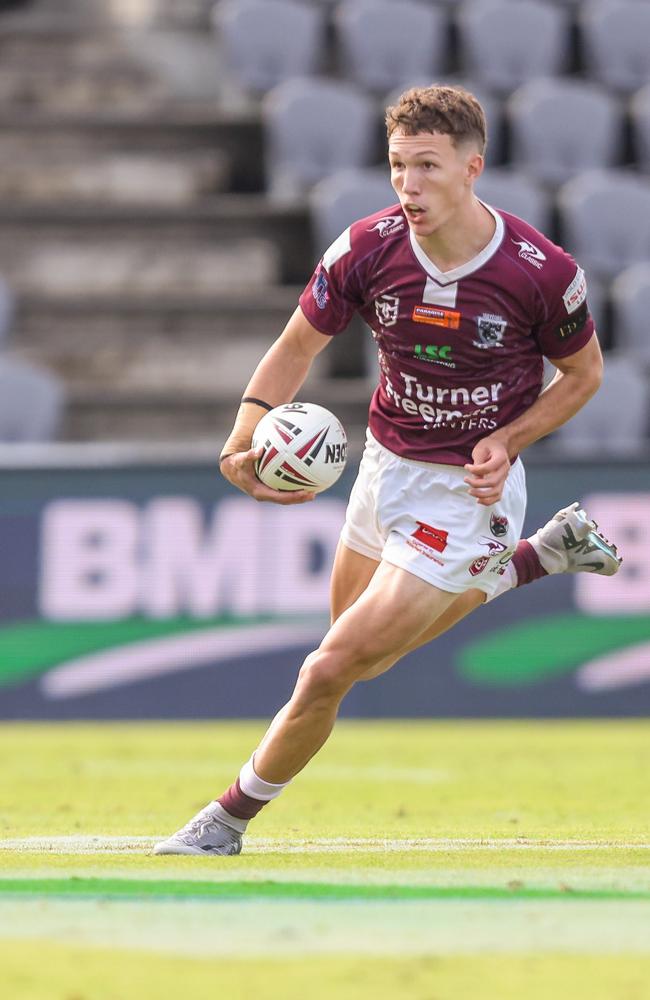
{"left": 1, "top": 721, "right": 650, "bottom": 999}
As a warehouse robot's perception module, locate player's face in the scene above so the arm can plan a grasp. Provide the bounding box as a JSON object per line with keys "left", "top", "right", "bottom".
{"left": 388, "top": 131, "right": 482, "bottom": 235}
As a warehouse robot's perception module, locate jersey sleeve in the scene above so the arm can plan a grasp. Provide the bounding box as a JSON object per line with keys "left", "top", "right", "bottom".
{"left": 534, "top": 252, "right": 595, "bottom": 360}
{"left": 298, "top": 226, "right": 365, "bottom": 336}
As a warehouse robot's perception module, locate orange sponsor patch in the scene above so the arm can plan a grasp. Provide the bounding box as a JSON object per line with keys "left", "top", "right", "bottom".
{"left": 412, "top": 305, "right": 461, "bottom": 329}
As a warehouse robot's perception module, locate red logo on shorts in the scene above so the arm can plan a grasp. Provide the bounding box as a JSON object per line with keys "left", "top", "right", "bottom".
{"left": 412, "top": 521, "right": 448, "bottom": 553}
{"left": 469, "top": 556, "right": 490, "bottom": 576}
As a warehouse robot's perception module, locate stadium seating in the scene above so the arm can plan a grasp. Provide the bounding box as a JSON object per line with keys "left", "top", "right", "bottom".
{"left": 579, "top": 0, "right": 650, "bottom": 93}
{"left": 475, "top": 168, "right": 552, "bottom": 233}
{"left": 0, "top": 276, "right": 15, "bottom": 347}
{"left": 508, "top": 78, "right": 621, "bottom": 186}
{"left": 0, "top": 357, "right": 65, "bottom": 442}
{"left": 214, "top": 0, "right": 325, "bottom": 95}
{"left": 263, "top": 77, "right": 377, "bottom": 197}
{"left": 553, "top": 354, "right": 649, "bottom": 456}
{"left": 335, "top": 0, "right": 448, "bottom": 94}
{"left": 456, "top": 0, "right": 570, "bottom": 95}
{"left": 611, "top": 263, "right": 650, "bottom": 365}
{"left": 631, "top": 84, "right": 650, "bottom": 174}
{"left": 309, "top": 167, "right": 397, "bottom": 250}
{"left": 558, "top": 169, "right": 650, "bottom": 280}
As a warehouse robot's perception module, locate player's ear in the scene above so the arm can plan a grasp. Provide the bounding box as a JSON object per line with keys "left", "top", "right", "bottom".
{"left": 465, "top": 150, "right": 484, "bottom": 186}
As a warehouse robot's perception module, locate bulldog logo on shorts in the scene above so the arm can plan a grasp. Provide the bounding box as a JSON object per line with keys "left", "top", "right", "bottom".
{"left": 490, "top": 513, "right": 508, "bottom": 537}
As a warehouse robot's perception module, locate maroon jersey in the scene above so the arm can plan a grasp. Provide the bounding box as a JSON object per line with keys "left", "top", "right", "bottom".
{"left": 299, "top": 202, "right": 594, "bottom": 465}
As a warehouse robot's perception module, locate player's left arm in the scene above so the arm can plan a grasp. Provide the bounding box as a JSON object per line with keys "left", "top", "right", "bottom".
{"left": 464, "top": 335, "right": 603, "bottom": 506}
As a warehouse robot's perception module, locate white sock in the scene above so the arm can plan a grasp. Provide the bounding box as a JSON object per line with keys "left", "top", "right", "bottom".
{"left": 240, "top": 755, "right": 292, "bottom": 801}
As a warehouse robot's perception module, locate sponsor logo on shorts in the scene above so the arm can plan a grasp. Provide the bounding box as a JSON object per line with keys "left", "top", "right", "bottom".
{"left": 412, "top": 521, "right": 448, "bottom": 553}
{"left": 490, "top": 513, "right": 509, "bottom": 537}
{"left": 369, "top": 216, "right": 405, "bottom": 238}
{"left": 563, "top": 267, "right": 587, "bottom": 314}
{"left": 312, "top": 269, "right": 329, "bottom": 309}
{"left": 512, "top": 238, "right": 546, "bottom": 269}
{"left": 375, "top": 294, "right": 400, "bottom": 327}
{"left": 469, "top": 556, "right": 489, "bottom": 576}
{"left": 412, "top": 305, "right": 460, "bottom": 329}
{"left": 473, "top": 314, "right": 506, "bottom": 349}
{"left": 556, "top": 302, "right": 588, "bottom": 341}
{"left": 490, "top": 548, "right": 515, "bottom": 574}
{"left": 478, "top": 536, "right": 508, "bottom": 556}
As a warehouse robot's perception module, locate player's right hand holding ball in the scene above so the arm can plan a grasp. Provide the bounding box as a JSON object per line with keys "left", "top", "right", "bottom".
{"left": 219, "top": 449, "right": 315, "bottom": 505}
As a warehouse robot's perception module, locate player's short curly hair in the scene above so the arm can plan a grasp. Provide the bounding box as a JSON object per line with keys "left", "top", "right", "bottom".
{"left": 385, "top": 85, "right": 487, "bottom": 155}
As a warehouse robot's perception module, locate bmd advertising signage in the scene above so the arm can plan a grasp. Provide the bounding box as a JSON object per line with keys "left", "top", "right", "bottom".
{"left": 0, "top": 459, "right": 648, "bottom": 718}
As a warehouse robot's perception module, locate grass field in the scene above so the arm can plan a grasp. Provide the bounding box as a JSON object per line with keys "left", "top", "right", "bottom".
{"left": 1, "top": 720, "right": 649, "bottom": 999}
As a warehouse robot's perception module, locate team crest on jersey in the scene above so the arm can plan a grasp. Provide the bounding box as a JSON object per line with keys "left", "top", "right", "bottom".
{"left": 368, "top": 216, "right": 405, "bottom": 238}
{"left": 512, "top": 238, "right": 546, "bottom": 270}
{"left": 473, "top": 313, "right": 507, "bottom": 349}
{"left": 375, "top": 294, "right": 400, "bottom": 327}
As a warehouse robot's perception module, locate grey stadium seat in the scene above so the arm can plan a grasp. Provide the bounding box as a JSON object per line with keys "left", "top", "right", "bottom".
{"left": 580, "top": 0, "right": 650, "bottom": 93}
{"left": 335, "top": 0, "right": 447, "bottom": 94}
{"left": 508, "top": 78, "right": 622, "bottom": 187}
{"left": 611, "top": 263, "right": 650, "bottom": 364}
{"left": 0, "top": 275, "right": 15, "bottom": 346}
{"left": 558, "top": 170, "right": 650, "bottom": 280}
{"left": 0, "top": 357, "right": 65, "bottom": 442}
{"left": 631, "top": 84, "right": 650, "bottom": 174}
{"left": 552, "top": 354, "right": 649, "bottom": 456}
{"left": 214, "top": 0, "right": 325, "bottom": 95}
{"left": 475, "top": 168, "right": 552, "bottom": 233}
{"left": 310, "top": 167, "right": 397, "bottom": 251}
{"left": 263, "top": 77, "right": 377, "bottom": 198}
{"left": 457, "top": 0, "right": 570, "bottom": 95}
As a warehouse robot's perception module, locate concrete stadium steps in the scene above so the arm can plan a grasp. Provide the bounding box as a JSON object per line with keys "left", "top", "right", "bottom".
{"left": 12, "top": 291, "right": 303, "bottom": 390}
{"left": 0, "top": 0, "right": 216, "bottom": 30}
{"left": 0, "top": 27, "right": 165, "bottom": 111}
{"left": 60, "top": 378, "right": 372, "bottom": 444}
{"left": 0, "top": 197, "right": 314, "bottom": 295}
{"left": 0, "top": 109, "right": 265, "bottom": 193}
{"left": 0, "top": 150, "right": 230, "bottom": 206}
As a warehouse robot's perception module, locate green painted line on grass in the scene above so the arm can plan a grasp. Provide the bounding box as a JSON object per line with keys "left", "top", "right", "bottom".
{"left": 1, "top": 878, "right": 650, "bottom": 904}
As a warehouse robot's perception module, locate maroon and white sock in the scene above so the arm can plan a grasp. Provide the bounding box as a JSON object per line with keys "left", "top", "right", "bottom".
{"left": 486, "top": 538, "right": 548, "bottom": 603}
{"left": 214, "top": 756, "right": 291, "bottom": 833}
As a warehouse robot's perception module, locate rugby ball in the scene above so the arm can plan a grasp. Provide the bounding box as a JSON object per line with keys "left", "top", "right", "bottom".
{"left": 252, "top": 402, "right": 347, "bottom": 493}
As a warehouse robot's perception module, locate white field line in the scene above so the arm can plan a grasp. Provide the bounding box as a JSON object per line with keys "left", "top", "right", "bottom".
{"left": 2, "top": 835, "right": 650, "bottom": 855}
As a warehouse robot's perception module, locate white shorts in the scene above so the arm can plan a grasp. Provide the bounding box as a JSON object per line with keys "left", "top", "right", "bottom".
{"left": 340, "top": 430, "right": 527, "bottom": 598}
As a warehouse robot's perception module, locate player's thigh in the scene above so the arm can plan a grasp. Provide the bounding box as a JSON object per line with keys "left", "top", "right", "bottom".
{"left": 357, "top": 586, "right": 485, "bottom": 681}
{"left": 329, "top": 539, "right": 380, "bottom": 624}
{"left": 318, "top": 559, "right": 458, "bottom": 686}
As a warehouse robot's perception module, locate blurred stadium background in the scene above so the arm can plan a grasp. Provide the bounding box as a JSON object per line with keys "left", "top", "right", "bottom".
{"left": 0, "top": 0, "right": 647, "bottom": 719}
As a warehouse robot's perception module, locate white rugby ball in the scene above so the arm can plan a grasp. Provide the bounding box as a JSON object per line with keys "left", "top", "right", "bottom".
{"left": 252, "top": 402, "right": 347, "bottom": 493}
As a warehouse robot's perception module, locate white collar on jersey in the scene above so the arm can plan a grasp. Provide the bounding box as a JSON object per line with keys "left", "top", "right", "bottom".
{"left": 408, "top": 201, "right": 504, "bottom": 287}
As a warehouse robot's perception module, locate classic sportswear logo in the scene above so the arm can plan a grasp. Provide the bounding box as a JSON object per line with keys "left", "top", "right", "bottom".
{"left": 512, "top": 238, "right": 546, "bottom": 269}
{"left": 369, "top": 216, "right": 405, "bottom": 238}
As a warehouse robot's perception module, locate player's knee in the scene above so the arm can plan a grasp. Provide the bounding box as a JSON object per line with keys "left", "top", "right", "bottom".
{"left": 297, "top": 649, "right": 356, "bottom": 702}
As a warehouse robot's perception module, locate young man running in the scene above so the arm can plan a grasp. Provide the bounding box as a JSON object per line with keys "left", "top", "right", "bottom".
{"left": 155, "top": 85, "right": 621, "bottom": 857}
